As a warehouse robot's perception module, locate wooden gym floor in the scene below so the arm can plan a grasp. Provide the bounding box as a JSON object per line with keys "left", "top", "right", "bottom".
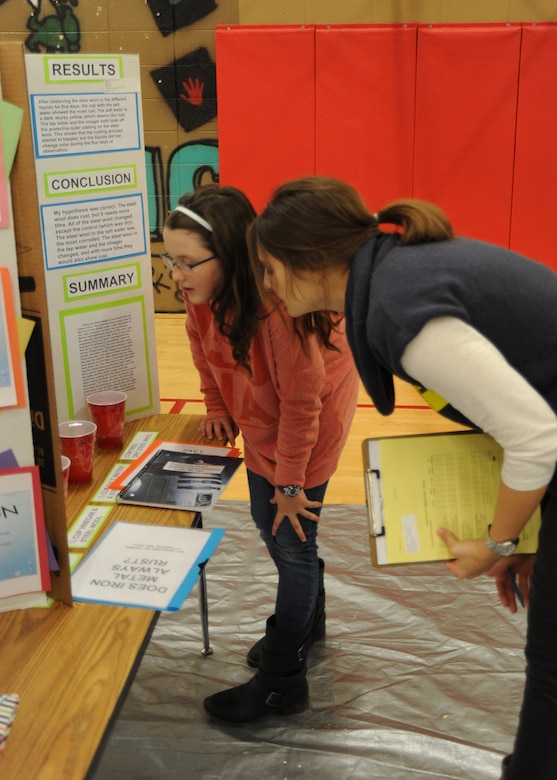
{"left": 154, "top": 313, "right": 466, "bottom": 505}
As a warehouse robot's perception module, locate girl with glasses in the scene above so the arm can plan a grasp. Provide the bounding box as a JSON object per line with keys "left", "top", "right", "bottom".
{"left": 163, "top": 185, "right": 359, "bottom": 725}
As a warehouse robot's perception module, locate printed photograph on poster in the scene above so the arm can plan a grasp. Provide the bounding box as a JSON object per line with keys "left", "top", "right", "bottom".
{"left": 0, "top": 466, "right": 51, "bottom": 600}
{"left": 0, "top": 267, "right": 25, "bottom": 408}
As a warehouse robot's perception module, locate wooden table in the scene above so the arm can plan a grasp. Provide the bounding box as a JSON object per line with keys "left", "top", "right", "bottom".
{"left": 0, "top": 413, "right": 213, "bottom": 780}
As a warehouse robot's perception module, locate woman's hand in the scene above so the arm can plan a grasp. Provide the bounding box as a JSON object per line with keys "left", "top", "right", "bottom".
{"left": 486, "top": 554, "right": 536, "bottom": 613}
{"left": 200, "top": 415, "right": 239, "bottom": 447}
{"left": 436, "top": 528, "right": 500, "bottom": 579}
{"left": 271, "top": 489, "right": 322, "bottom": 542}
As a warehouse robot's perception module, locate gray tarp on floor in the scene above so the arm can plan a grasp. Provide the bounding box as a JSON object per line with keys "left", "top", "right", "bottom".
{"left": 92, "top": 501, "right": 525, "bottom": 779}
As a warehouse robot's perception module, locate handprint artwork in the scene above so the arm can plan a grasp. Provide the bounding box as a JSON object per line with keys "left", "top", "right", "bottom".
{"left": 181, "top": 78, "right": 204, "bottom": 106}
{"left": 151, "top": 47, "right": 217, "bottom": 132}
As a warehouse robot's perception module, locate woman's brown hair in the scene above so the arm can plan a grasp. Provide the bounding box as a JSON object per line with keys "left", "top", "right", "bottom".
{"left": 249, "top": 176, "right": 454, "bottom": 285}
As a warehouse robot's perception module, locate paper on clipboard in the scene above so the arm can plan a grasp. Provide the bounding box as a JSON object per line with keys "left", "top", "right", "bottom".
{"left": 363, "top": 432, "right": 541, "bottom": 566}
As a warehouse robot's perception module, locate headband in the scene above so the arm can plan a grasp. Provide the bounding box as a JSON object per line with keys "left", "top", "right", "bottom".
{"left": 172, "top": 205, "right": 213, "bottom": 232}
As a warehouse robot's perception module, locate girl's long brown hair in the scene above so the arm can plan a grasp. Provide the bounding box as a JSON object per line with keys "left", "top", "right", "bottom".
{"left": 166, "top": 184, "right": 343, "bottom": 370}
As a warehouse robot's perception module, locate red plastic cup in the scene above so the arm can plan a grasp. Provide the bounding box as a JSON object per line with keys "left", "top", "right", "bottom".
{"left": 59, "top": 420, "right": 97, "bottom": 484}
{"left": 61, "top": 455, "right": 71, "bottom": 497}
{"left": 86, "top": 391, "right": 127, "bottom": 449}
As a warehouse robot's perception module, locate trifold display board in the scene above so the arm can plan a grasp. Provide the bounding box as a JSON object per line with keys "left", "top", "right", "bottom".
{"left": 21, "top": 51, "right": 160, "bottom": 424}
{"left": 0, "top": 44, "right": 161, "bottom": 604}
{"left": 0, "top": 46, "right": 70, "bottom": 604}
{"left": 216, "top": 23, "right": 557, "bottom": 272}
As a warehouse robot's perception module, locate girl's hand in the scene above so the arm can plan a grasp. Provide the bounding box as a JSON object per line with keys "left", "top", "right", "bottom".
{"left": 271, "top": 489, "right": 322, "bottom": 542}
{"left": 486, "top": 554, "right": 536, "bottom": 613}
{"left": 436, "top": 528, "right": 500, "bottom": 579}
{"left": 200, "top": 415, "right": 239, "bottom": 447}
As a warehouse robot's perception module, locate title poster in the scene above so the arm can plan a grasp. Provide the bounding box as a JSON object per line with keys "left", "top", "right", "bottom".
{"left": 0, "top": 467, "right": 51, "bottom": 599}
{"left": 0, "top": 64, "right": 34, "bottom": 470}
{"left": 24, "top": 54, "right": 160, "bottom": 421}
{"left": 0, "top": 267, "right": 25, "bottom": 409}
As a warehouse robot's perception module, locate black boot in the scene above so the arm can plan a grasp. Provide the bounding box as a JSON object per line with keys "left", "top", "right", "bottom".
{"left": 500, "top": 754, "right": 512, "bottom": 779}
{"left": 203, "top": 616, "right": 309, "bottom": 724}
{"left": 247, "top": 558, "right": 326, "bottom": 668}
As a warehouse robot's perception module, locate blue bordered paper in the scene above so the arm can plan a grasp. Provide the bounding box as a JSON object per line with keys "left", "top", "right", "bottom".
{"left": 71, "top": 521, "right": 224, "bottom": 611}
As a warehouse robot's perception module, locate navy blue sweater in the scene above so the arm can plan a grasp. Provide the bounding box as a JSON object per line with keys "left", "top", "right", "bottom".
{"left": 344, "top": 234, "right": 557, "bottom": 429}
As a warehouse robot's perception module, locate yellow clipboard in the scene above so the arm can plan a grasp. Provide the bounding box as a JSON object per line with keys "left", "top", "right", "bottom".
{"left": 362, "top": 431, "right": 541, "bottom": 566}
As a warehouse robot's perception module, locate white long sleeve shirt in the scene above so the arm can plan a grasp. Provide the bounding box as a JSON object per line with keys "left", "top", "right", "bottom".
{"left": 401, "top": 316, "right": 557, "bottom": 491}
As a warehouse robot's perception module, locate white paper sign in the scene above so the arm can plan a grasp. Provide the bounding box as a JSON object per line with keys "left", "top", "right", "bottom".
{"left": 71, "top": 521, "right": 225, "bottom": 611}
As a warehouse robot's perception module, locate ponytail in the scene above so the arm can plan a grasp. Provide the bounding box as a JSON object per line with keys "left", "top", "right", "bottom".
{"left": 249, "top": 179, "right": 455, "bottom": 350}
{"left": 376, "top": 199, "right": 454, "bottom": 245}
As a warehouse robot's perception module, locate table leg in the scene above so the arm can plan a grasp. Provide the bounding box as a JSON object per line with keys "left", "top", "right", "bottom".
{"left": 198, "top": 560, "right": 213, "bottom": 656}
{"left": 192, "top": 512, "right": 213, "bottom": 656}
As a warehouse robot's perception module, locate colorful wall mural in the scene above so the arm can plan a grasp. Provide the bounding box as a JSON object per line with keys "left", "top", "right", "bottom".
{"left": 0, "top": 0, "right": 232, "bottom": 310}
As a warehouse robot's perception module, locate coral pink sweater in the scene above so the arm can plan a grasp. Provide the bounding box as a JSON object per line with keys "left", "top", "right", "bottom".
{"left": 185, "top": 301, "right": 359, "bottom": 488}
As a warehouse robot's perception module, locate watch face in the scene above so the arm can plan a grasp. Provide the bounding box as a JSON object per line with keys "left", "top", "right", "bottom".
{"left": 486, "top": 525, "right": 519, "bottom": 557}
{"left": 282, "top": 485, "right": 301, "bottom": 497}
{"left": 486, "top": 536, "right": 518, "bottom": 557}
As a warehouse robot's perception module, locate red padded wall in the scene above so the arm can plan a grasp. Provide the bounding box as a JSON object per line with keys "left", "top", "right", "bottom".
{"left": 216, "top": 22, "right": 557, "bottom": 269}
{"left": 510, "top": 23, "right": 557, "bottom": 271}
{"left": 315, "top": 24, "right": 416, "bottom": 211}
{"left": 413, "top": 23, "right": 521, "bottom": 246}
{"left": 215, "top": 25, "right": 316, "bottom": 212}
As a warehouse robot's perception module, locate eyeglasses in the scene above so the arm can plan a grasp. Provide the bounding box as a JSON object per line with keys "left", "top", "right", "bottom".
{"left": 162, "top": 253, "right": 218, "bottom": 273}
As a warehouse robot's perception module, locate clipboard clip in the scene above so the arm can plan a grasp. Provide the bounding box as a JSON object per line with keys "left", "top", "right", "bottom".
{"left": 365, "top": 468, "right": 384, "bottom": 537}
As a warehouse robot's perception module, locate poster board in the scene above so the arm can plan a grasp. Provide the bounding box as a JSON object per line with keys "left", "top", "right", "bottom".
{"left": 0, "top": 46, "right": 65, "bottom": 605}
{"left": 363, "top": 432, "right": 541, "bottom": 566}
{"left": 0, "top": 45, "right": 162, "bottom": 603}
{"left": 22, "top": 51, "right": 160, "bottom": 423}
{"left": 0, "top": 43, "right": 72, "bottom": 603}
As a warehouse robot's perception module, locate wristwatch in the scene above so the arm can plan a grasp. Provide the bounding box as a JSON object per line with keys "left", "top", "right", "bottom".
{"left": 277, "top": 484, "right": 302, "bottom": 497}
{"left": 485, "top": 525, "right": 519, "bottom": 557}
